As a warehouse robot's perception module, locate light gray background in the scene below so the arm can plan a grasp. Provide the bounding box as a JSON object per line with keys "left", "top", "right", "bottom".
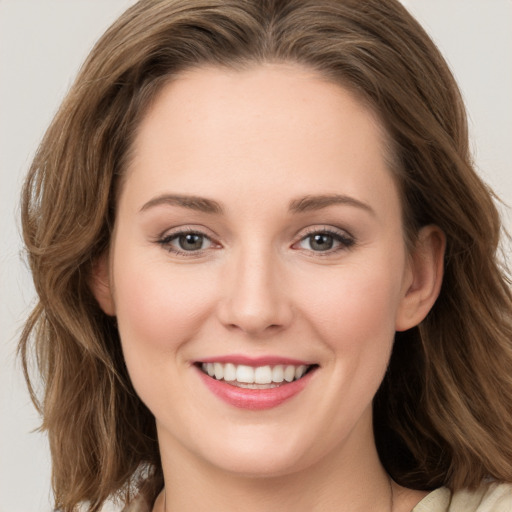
{"left": 1, "top": 1, "right": 511, "bottom": 511}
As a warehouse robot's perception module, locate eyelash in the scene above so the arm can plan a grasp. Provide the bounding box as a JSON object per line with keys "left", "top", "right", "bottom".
{"left": 157, "top": 228, "right": 218, "bottom": 256}
{"left": 293, "top": 227, "right": 356, "bottom": 255}
{"left": 156, "top": 226, "right": 356, "bottom": 257}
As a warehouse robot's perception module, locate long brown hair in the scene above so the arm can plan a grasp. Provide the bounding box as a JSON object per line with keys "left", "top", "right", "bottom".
{"left": 19, "top": 0, "right": 512, "bottom": 510}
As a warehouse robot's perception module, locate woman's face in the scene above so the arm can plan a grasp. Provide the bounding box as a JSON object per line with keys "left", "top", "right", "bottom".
{"left": 94, "top": 64, "right": 439, "bottom": 477}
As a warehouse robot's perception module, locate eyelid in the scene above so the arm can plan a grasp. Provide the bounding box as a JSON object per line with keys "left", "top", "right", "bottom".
{"left": 298, "top": 224, "right": 354, "bottom": 238}
{"left": 156, "top": 224, "right": 219, "bottom": 241}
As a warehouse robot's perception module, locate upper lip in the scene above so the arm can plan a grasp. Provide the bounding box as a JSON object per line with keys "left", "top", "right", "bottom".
{"left": 196, "top": 354, "right": 317, "bottom": 367}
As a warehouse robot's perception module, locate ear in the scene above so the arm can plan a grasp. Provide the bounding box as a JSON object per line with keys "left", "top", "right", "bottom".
{"left": 395, "top": 225, "right": 445, "bottom": 332}
{"left": 89, "top": 252, "right": 116, "bottom": 316}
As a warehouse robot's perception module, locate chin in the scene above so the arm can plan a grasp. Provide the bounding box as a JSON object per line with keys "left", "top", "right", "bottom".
{"left": 208, "top": 451, "right": 311, "bottom": 479}
{"left": 192, "top": 426, "right": 328, "bottom": 479}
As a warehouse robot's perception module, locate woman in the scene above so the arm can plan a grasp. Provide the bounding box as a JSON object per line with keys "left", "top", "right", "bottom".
{"left": 19, "top": 0, "right": 512, "bottom": 511}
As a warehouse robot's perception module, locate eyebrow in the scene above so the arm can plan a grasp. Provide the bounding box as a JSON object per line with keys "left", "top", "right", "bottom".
{"left": 140, "top": 194, "right": 223, "bottom": 214}
{"left": 289, "top": 194, "right": 375, "bottom": 216}
{"left": 139, "top": 192, "right": 374, "bottom": 216}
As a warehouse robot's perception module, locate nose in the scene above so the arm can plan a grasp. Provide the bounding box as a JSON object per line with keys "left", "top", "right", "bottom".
{"left": 216, "top": 246, "right": 293, "bottom": 337}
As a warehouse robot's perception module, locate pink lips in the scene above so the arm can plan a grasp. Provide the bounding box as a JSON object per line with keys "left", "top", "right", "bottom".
{"left": 200, "top": 355, "right": 315, "bottom": 366}
{"left": 195, "top": 355, "right": 317, "bottom": 411}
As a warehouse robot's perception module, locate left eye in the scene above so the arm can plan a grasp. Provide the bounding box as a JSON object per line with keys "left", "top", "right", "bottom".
{"left": 163, "top": 232, "right": 213, "bottom": 252}
{"left": 296, "top": 231, "right": 354, "bottom": 252}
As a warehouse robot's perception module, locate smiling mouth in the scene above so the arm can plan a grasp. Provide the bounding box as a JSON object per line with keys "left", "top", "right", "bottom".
{"left": 198, "top": 362, "right": 317, "bottom": 389}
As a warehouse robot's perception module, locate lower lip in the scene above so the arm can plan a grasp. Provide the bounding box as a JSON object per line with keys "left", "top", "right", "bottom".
{"left": 196, "top": 367, "right": 315, "bottom": 410}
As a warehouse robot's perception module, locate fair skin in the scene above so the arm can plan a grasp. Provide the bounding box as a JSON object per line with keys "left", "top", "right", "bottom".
{"left": 93, "top": 64, "right": 444, "bottom": 511}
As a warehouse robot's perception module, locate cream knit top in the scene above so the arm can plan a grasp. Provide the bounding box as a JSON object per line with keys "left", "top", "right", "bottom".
{"left": 412, "top": 483, "right": 511, "bottom": 511}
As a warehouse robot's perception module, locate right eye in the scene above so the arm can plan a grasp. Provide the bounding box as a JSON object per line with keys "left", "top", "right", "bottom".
{"left": 158, "top": 230, "right": 214, "bottom": 255}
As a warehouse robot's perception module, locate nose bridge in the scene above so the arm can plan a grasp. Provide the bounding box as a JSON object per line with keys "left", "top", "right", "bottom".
{"left": 218, "top": 240, "right": 291, "bottom": 335}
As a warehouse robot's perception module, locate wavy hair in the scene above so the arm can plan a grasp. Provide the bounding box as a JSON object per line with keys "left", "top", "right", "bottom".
{"left": 19, "top": 0, "right": 512, "bottom": 510}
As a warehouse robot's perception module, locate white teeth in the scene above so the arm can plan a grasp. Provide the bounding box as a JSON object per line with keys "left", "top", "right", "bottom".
{"left": 200, "top": 362, "right": 312, "bottom": 385}
{"left": 254, "top": 365, "right": 272, "bottom": 384}
{"left": 236, "top": 365, "right": 254, "bottom": 383}
{"left": 214, "top": 362, "right": 224, "bottom": 380}
{"left": 223, "top": 363, "right": 236, "bottom": 382}
{"left": 284, "top": 365, "right": 296, "bottom": 382}
{"left": 295, "top": 365, "right": 307, "bottom": 379}
{"left": 236, "top": 382, "right": 280, "bottom": 389}
{"left": 272, "top": 365, "right": 284, "bottom": 383}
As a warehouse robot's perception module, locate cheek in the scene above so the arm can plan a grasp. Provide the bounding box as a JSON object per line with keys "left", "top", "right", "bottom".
{"left": 111, "top": 252, "right": 217, "bottom": 362}
{"left": 111, "top": 254, "right": 224, "bottom": 415}
{"left": 296, "top": 256, "right": 405, "bottom": 359}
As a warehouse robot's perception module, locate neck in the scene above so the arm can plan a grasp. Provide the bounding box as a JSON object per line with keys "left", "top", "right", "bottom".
{"left": 154, "top": 421, "right": 398, "bottom": 512}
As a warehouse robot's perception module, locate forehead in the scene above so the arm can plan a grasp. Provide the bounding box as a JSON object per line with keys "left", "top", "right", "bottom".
{"left": 132, "top": 63, "right": 388, "bottom": 159}
{"left": 123, "top": 63, "right": 399, "bottom": 220}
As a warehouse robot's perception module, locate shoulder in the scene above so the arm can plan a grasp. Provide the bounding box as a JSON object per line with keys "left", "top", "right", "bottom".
{"left": 413, "top": 482, "right": 512, "bottom": 512}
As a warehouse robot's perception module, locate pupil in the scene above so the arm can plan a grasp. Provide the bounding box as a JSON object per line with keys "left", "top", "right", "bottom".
{"left": 179, "top": 233, "right": 203, "bottom": 250}
{"left": 311, "top": 234, "right": 333, "bottom": 251}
